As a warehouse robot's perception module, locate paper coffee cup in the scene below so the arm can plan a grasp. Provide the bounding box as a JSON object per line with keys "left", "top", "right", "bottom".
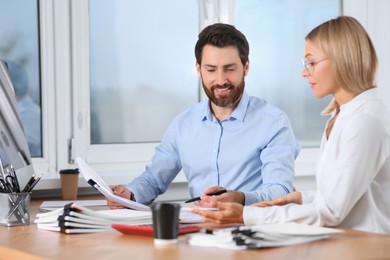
{"left": 151, "top": 202, "right": 181, "bottom": 246}
{"left": 59, "top": 168, "right": 79, "bottom": 200}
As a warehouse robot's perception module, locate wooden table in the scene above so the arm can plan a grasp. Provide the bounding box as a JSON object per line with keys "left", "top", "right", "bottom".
{"left": 1, "top": 198, "right": 390, "bottom": 259}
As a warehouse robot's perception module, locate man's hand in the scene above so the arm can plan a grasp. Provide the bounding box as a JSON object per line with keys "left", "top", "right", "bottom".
{"left": 107, "top": 185, "right": 134, "bottom": 209}
{"left": 251, "top": 191, "right": 302, "bottom": 207}
{"left": 191, "top": 201, "right": 244, "bottom": 224}
{"left": 197, "top": 186, "right": 245, "bottom": 206}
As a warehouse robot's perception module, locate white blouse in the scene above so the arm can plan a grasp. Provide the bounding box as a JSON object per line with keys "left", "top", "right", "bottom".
{"left": 243, "top": 88, "right": 390, "bottom": 233}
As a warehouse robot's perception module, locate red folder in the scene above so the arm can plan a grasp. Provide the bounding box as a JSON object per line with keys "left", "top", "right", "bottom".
{"left": 112, "top": 223, "right": 201, "bottom": 237}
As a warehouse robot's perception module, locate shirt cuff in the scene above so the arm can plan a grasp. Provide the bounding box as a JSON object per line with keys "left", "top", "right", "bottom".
{"left": 243, "top": 206, "right": 266, "bottom": 225}
{"left": 301, "top": 190, "right": 316, "bottom": 204}
{"left": 125, "top": 184, "right": 143, "bottom": 204}
{"left": 242, "top": 191, "right": 257, "bottom": 205}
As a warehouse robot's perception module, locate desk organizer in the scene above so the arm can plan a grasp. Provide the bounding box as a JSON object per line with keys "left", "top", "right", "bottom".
{"left": 0, "top": 192, "right": 31, "bottom": 226}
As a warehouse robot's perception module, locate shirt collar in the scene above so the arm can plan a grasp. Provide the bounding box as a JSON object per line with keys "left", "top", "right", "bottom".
{"left": 201, "top": 91, "right": 250, "bottom": 122}
{"left": 340, "top": 88, "right": 377, "bottom": 114}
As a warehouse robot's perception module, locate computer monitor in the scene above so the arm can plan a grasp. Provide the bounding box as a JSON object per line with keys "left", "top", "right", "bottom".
{"left": 0, "top": 60, "right": 34, "bottom": 189}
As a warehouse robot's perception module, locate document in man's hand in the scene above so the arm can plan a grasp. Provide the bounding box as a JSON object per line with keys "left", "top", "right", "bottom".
{"left": 75, "top": 157, "right": 211, "bottom": 223}
{"left": 75, "top": 157, "right": 150, "bottom": 211}
{"left": 188, "top": 223, "right": 343, "bottom": 250}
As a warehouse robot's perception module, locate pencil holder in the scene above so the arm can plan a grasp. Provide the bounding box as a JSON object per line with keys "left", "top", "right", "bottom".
{"left": 0, "top": 192, "right": 31, "bottom": 226}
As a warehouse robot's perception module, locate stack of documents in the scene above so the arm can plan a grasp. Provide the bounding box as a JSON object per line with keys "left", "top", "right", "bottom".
{"left": 35, "top": 203, "right": 153, "bottom": 234}
{"left": 35, "top": 202, "right": 205, "bottom": 234}
{"left": 188, "top": 223, "right": 343, "bottom": 250}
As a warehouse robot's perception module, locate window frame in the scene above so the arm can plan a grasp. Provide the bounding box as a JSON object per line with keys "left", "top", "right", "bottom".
{"left": 31, "top": 0, "right": 57, "bottom": 183}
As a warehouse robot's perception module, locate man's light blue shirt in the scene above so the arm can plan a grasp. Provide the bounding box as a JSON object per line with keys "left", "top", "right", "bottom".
{"left": 126, "top": 91, "right": 300, "bottom": 205}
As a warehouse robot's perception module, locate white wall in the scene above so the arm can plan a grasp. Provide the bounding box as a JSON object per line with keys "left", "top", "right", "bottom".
{"left": 344, "top": 0, "right": 390, "bottom": 111}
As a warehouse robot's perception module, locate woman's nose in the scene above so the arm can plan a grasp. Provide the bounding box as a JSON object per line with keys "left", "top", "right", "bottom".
{"left": 301, "top": 68, "right": 309, "bottom": 78}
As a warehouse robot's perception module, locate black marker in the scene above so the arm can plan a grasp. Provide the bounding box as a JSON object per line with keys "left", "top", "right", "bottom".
{"left": 22, "top": 174, "right": 42, "bottom": 192}
{"left": 184, "top": 189, "right": 228, "bottom": 203}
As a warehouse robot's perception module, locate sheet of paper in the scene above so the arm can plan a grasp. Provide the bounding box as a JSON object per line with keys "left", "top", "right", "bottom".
{"left": 76, "top": 157, "right": 112, "bottom": 191}
{"left": 40, "top": 200, "right": 108, "bottom": 209}
{"left": 98, "top": 209, "right": 204, "bottom": 224}
{"left": 180, "top": 207, "right": 218, "bottom": 212}
{"left": 179, "top": 211, "right": 204, "bottom": 223}
{"left": 75, "top": 157, "right": 150, "bottom": 211}
{"left": 97, "top": 208, "right": 152, "bottom": 218}
{"left": 251, "top": 223, "right": 343, "bottom": 236}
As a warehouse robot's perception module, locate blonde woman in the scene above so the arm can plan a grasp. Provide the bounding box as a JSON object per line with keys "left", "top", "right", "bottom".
{"left": 193, "top": 16, "right": 390, "bottom": 234}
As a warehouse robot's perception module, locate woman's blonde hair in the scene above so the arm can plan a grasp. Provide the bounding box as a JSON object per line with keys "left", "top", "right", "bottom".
{"left": 305, "top": 16, "right": 378, "bottom": 114}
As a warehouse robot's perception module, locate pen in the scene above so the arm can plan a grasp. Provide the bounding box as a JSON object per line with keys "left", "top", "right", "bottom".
{"left": 10, "top": 165, "right": 20, "bottom": 192}
{"left": 22, "top": 174, "right": 42, "bottom": 192}
{"left": 22, "top": 174, "right": 36, "bottom": 192}
{"left": 25, "top": 175, "right": 42, "bottom": 192}
{"left": 0, "top": 157, "right": 6, "bottom": 180}
{"left": 0, "top": 178, "right": 11, "bottom": 193}
{"left": 184, "top": 189, "right": 228, "bottom": 203}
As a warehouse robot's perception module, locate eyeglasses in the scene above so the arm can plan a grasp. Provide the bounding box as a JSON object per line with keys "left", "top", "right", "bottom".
{"left": 302, "top": 58, "right": 327, "bottom": 75}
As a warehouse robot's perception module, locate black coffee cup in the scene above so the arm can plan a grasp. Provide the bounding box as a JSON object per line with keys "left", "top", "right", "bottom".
{"left": 151, "top": 202, "right": 181, "bottom": 245}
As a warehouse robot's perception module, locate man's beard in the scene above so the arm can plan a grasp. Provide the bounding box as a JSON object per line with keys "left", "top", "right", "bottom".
{"left": 202, "top": 78, "right": 245, "bottom": 108}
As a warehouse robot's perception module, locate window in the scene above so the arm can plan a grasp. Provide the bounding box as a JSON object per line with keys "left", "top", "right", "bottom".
{"left": 235, "top": 0, "right": 341, "bottom": 146}
{"left": 89, "top": 0, "right": 199, "bottom": 144}
{"left": 0, "top": 0, "right": 42, "bottom": 157}
{"left": 72, "top": 0, "right": 341, "bottom": 178}
{"left": 71, "top": 0, "right": 342, "bottom": 182}
{"left": 88, "top": 0, "right": 341, "bottom": 148}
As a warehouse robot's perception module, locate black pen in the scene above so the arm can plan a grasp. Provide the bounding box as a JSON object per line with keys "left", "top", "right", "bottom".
{"left": 184, "top": 189, "right": 228, "bottom": 203}
{"left": 0, "top": 158, "right": 6, "bottom": 180}
{"left": 22, "top": 174, "right": 42, "bottom": 192}
{"left": 10, "top": 165, "right": 20, "bottom": 193}
{"left": 0, "top": 179, "right": 11, "bottom": 193}
{"left": 26, "top": 175, "right": 42, "bottom": 192}
{"left": 22, "top": 174, "right": 36, "bottom": 192}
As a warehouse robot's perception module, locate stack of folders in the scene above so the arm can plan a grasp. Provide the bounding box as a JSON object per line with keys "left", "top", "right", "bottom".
{"left": 35, "top": 203, "right": 152, "bottom": 234}
{"left": 188, "top": 223, "right": 343, "bottom": 250}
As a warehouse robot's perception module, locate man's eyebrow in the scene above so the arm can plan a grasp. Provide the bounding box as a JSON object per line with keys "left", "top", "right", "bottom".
{"left": 223, "top": 63, "right": 237, "bottom": 68}
{"left": 203, "top": 64, "right": 217, "bottom": 68}
{"left": 203, "top": 63, "right": 237, "bottom": 68}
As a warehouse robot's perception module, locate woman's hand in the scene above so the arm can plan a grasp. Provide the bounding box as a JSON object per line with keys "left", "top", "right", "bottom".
{"left": 251, "top": 191, "right": 302, "bottom": 207}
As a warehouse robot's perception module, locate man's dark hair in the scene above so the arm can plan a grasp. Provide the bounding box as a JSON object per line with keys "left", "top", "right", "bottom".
{"left": 195, "top": 23, "right": 249, "bottom": 66}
